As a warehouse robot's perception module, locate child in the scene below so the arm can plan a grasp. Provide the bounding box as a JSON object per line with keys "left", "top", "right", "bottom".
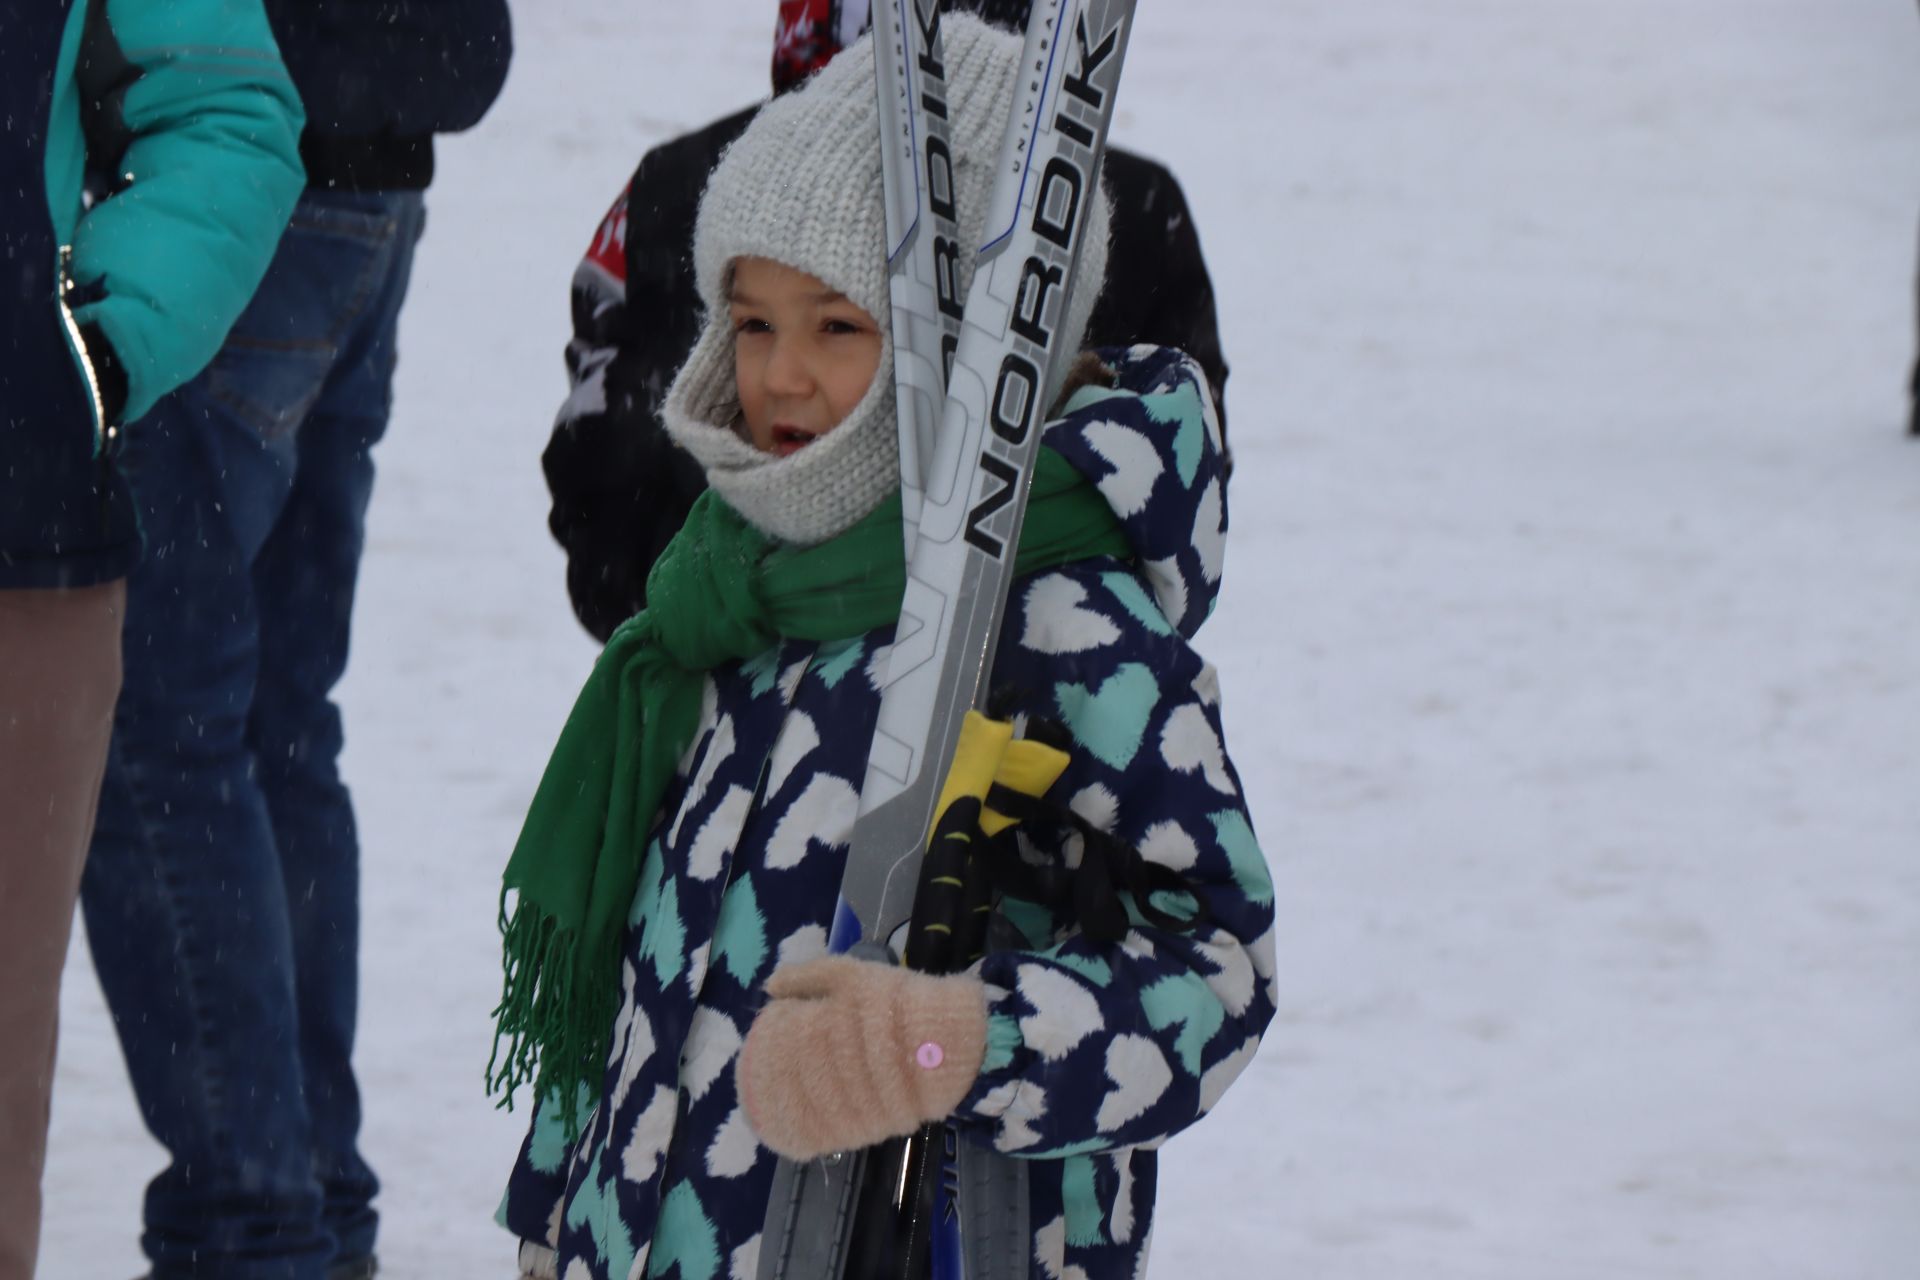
{"left": 493, "top": 15, "right": 1274, "bottom": 1279}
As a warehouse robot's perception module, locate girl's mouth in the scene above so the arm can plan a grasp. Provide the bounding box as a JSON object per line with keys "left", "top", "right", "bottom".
{"left": 771, "top": 424, "right": 815, "bottom": 456}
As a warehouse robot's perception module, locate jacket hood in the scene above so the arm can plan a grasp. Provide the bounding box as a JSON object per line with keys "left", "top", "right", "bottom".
{"left": 1043, "top": 345, "right": 1230, "bottom": 638}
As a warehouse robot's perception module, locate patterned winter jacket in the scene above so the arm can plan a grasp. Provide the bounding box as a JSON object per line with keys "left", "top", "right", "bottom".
{"left": 501, "top": 346, "right": 1276, "bottom": 1280}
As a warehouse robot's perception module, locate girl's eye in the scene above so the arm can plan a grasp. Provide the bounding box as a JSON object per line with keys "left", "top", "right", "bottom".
{"left": 734, "top": 317, "right": 770, "bottom": 336}
{"left": 822, "top": 318, "right": 863, "bottom": 336}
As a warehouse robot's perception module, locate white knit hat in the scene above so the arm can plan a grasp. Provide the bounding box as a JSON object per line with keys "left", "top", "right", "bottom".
{"left": 664, "top": 12, "right": 1113, "bottom": 545}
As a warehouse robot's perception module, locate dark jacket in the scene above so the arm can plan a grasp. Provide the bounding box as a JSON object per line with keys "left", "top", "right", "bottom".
{"left": 543, "top": 108, "right": 1231, "bottom": 642}
{"left": 264, "top": 0, "right": 513, "bottom": 190}
{"left": 1, "top": 0, "right": 305, "bottom": 590}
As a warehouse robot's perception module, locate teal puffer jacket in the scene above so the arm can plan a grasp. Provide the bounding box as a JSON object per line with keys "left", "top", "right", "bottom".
{"left": 48, "top": 0, "right": 307, "bottom": 432}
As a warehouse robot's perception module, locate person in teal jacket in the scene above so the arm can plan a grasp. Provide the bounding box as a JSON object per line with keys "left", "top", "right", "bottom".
{"left": 0, "top": 2, "right": 303, "bottom": 1276}
{"left": 70, "top": 3, "right": 507, "bottom": 1274}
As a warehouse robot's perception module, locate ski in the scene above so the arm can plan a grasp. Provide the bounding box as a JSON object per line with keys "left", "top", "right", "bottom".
{"left": 757, "top": 1, "right": 1138, "bottom": 1277}
{"left": 872, "top": 0, "right": 965, "bottom": 548}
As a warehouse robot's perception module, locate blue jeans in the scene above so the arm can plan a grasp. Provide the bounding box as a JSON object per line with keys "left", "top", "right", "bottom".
{"left": 80, "top": 189, "right": 425, "bottom": 1280}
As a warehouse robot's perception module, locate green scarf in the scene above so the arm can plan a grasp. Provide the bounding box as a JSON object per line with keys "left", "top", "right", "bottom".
{"left": 487, "top": 448, "right": 1131, "bottom": 1118}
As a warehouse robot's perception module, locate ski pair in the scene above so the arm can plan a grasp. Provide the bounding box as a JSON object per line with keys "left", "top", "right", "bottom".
{"left": 757, "top": 2, "right": 1139, "bottom": 1278}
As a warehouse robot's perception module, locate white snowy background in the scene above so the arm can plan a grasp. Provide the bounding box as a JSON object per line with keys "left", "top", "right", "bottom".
{"left": 43, "top": 1, "right": 1920, "bottom": 1276}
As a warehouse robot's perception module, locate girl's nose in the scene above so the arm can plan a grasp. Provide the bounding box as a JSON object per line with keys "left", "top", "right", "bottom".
{"left": 764, "top": 336, "right": 812, "bottom": 396}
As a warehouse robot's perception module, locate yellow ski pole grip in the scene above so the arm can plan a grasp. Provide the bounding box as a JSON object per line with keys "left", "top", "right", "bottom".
{"left": 927, "top": 710, "right": 1073, "bottom": 846}
{"left": 907, "top": 711, "right": 1074, "bottom": 973}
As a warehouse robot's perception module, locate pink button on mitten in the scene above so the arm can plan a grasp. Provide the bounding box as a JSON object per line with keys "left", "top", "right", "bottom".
{"left": 738, "top": 955, "right": 989, "bottom": 1161}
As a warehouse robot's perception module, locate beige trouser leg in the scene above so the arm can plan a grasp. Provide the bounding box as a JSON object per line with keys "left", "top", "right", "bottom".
{"left": 0, "top": 582, "right": 125, "bottom": 1280}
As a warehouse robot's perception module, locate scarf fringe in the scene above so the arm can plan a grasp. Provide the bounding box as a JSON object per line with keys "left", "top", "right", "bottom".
{"left": 486, "top": 889, "right": 615, "bottom": 1143}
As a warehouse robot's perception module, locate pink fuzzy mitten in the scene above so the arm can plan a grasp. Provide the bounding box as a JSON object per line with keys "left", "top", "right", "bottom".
{"left": 738, "top": 955, "right": 988, "bottom": 1160}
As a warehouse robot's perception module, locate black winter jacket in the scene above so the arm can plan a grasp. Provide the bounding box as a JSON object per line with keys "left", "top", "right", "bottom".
{"left": 265, "top": 0, "right": 513, "bottom": 189}
{"left": 543, "top": 108, "right": 1231, "bottom": 642}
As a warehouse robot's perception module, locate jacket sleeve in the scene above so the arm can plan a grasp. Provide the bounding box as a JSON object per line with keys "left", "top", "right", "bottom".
{"left": 948, "top": 346, "right": 1264, "bottom": 1158}
{"left": 541, "top": 175, "right": 711, "bottom": 642}
{"left": 68, "top": 0, "right": 306, "bottom": 424}
{"left": 956, "top": 586, "right": 1277, "bottom": 1159}
{"left": 542, "top": 113, "right": 760, "bottom": 642}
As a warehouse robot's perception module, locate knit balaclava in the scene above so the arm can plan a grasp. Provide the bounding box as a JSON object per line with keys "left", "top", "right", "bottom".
{"left": 667, "top": 11, "right": 1113, "bottom": 546}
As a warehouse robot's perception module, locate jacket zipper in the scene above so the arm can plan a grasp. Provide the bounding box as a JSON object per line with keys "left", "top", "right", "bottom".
{"left": 55, "top": 245, "right": 123, "bottom": 536}
{"left": 55, "top": 245, "right": 113, "bottom": 456}
{"left": 635, "top": 651, "right": 813, "bottom": 1207}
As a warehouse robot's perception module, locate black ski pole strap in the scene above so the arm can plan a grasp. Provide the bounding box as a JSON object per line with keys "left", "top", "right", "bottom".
{"left": 906, "top": 710, "right": 1075, "bottom": 972}
{"left": 977, "top": 783, "right": 1212, "bottom": 944}
{"left": 905, "top": 703, "right": 1215, "bottom": 966}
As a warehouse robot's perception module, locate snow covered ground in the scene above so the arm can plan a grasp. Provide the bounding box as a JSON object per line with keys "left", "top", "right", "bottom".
{"left": 43, "top": 1, "right": 1920, "bottom": 1276}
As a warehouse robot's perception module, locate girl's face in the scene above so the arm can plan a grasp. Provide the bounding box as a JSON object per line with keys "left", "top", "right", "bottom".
{"left": 729, "top": 256, "right": 884, "bottom": 456}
